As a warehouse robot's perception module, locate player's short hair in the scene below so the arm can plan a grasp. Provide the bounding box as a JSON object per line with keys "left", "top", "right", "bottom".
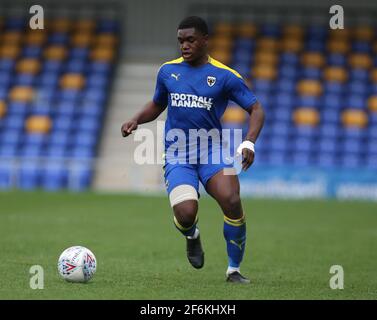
{"left": 178, "top": 16, "right": 208, "bottom": 35}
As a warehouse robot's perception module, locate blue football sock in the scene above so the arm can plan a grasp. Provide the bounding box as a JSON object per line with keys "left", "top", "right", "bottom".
{"left": 173, "top": 215, "right": 198, "bottom": 237}
{"left": 223, "top": 214, "right": 246, "bottom": 268}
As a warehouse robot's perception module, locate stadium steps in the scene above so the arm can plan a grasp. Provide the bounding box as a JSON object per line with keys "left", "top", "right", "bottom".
{"left": 93, "top": 62, "right": 165, "bottom": 192}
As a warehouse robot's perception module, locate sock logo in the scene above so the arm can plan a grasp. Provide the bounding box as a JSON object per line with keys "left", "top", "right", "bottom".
{"left": 230, "top": 240, "right": 244, "bottom": 251}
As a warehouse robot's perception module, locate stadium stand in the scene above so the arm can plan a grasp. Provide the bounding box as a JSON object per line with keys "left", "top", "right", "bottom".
{"left": 0, "top": 13, "right": 120, "bottom": 190}
{"left": 218, "top": 22, "right": 377, "bottom": 169}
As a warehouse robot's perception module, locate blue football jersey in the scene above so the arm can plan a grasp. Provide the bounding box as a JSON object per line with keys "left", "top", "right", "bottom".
{"left": 153, "top": 56, "right": 257, "bottom": 156}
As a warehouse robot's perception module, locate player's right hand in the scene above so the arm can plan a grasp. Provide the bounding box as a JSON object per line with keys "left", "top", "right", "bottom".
{"left": 121, "top": 120, "right": 138, "bottom": 137}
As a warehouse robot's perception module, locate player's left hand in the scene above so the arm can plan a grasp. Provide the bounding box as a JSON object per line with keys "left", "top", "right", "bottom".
{"left": 241, "top": 148, "right": 254, "bottom": 171}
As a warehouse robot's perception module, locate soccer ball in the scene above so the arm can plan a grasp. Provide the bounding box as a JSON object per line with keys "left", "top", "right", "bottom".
{"left": 57, "top": 246, "right": 97, "bottom": 283}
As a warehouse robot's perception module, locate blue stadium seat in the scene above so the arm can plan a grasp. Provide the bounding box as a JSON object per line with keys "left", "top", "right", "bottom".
{"left": 322, "top": 93, "right": 343, "bottom": 109}
{"left": 318, "top": 138, "right": 337, "bottom": 153}
{"left": 25, "top": 133, "right": 46, "bottom": 147}
{"left": 0, "top": 87, "right": 8, "bottom": 99}
{"left": 344, "top": 94, "right": 366, "bottom": 109}
{"left": 280, "top": 53, "right": 298, "bottom": 65}
{"left": 341, "top": 139, "right": 363, "bottom": 154}
{"left": 7, "top": 102, "right": 29, "bottom": 116}
{"left": 76, "top": 116, "right": 101, "bottom": 133}
{"left": 73, "top": 133, "right": 97, "bottom": 148}
{"left": 3, "top": 115, "right": 25, "bottom": 130}
{"left": 68, "top": 161, "right": 93, "bottom": 190}
{"left": 317, "top": 153, "right": 337, "bottom": 168}
{"left": 279, "top": 65, "right": 298, "bottom": 79}
{"left": 234, "top": 38, "right": 255, "bottom": 51}
{"left": 88, "top": 62, "right": 112, "bottom": 75}
{"left": 307, "top": 25, "right": 327, "bottom": 39}
{"left": 367, "top": 126, "right": 377, "bottom": 139}
{"left": 0, "top": 129, "right": 23, "bottom": 146}
{"left": 37, "top": 73, "right": 59, "bottom": 89}
{"left": 43, "top": 60, "right": 63, "bottom": 73}
{"left": 253, "top": 80, "right": 273, "bottom": 93}
{"left": 232, "top": 49, "right": 252, "bottom": 65}
{"left": 352, "top": 41, "right": 371, "bottom": 53}
{"left": 269, "top": 136, "right": 289, "bottom": 152}
{"left": 0, "top": 59, "right": 16, "bottom": 72}
{"left": 65, "top": 59, "right": 87, "bottom": 73}
{"left": 342, "top": 128, "right": 365, "bottom": 139}
{"left": 270, "top": 122, "right": 291, "bottom": 137}
{"left": 22, "top": 46, "right": 42, "bottom": 58}
{"left": 305, "top": 40, "right": 325, "bottom": 52}
{"left": 48, "top": 32, "right": 69, "bottom": 45}
{"left": 0, "top": 161, "right": 13, "bottom": 189}
{"left": 267, "top": 151, "right": 286, "bottom": 165}
{"left": 366, "top": 140, "right": 377, "bottom": 155}
{"left": 323, "top": 81, "right": 344, "bottom": 95}
{"left": 80, "top": 102, "right": 103, "bottom": 117}
{"left": 366, "top": 155, "right": 377, "bottom": 168}
{"left": 41, "top": 161, "right": 68, "bottom": 190}
{"left": 0, "top": 71, "right": 12, "bottom": 87}
{"left": 49, "top": 131, "right": 70, "bottom": 147}
{"left": 55, "top": 101, "right": 77, "bottom": 117}
{"left": 276, "top": 92, "right": 296, "bottom": 110}
{"left": 97, "top": 19, "right": 120, "bottom": 33}
{"left": 58, "top": 89, "right": 82, "bottom": 103}
{"left": 327, "top": 53, "right": 346, "bottom": 66}
{"left": 346, "top": 81, "right": 368, "bottom": 97}
{"left": 69, "top": 48, "right": 89, "bottom": 60}
{"left": 45, "top": 145, "right": 67, "bottom": 158}
{"left": 18, "top": 161, "right": 41, "bottom": 190}
{"left": 5, "top": 16, "right": 26, "bottom": 30}
{"left": 291, "top": 152, "right": 313, "bottom": 166}
{"left": 319, "top": 124, "right": 340, "bottom": 138}
{"left": 20, "top": 145, "right": 42, "bottom": 157}
{"left": 272, "top": 108, "right": 292, "bottom": 122}
{"left": 86, "top": 74, "right": 109, "bottom": 89}
{"left": 30, "top": 102, "right": 52, "bottom": 116}
{"left": 349, "top": 69, "right": 369, "bottom": 82}
{"left": 321, "top": 109, "right": 339, "bottom": 123}
{"left": 0, "top": 144, "right": 18, "bottom": 157}
{"left": 340, "top": 154, "right": 362, "bottom": 168}
{"left": 261, "top": 24, "right": 280, "bottom": 37}
{"left": 370, "top": 113, "right": 377, "bottom": 126}
{"left": 275, "top": 78, "right": 296, "bottom": 93}
{"left": 14, "top": 74, "right": 35, "bottom": 86}
{"left": 53, "top": 116, "right": 73, "bottom": 131}
{"left": 70, "top": 146, "right": 95, "bottom": 159}
{"left": 300, "top": 67, "right": 321, "bottom": 79}
{"left": 293, "top": 137, "right": 313, "bottom": 153}
{"left": 293, "top": 126, "right": 318, "bottom": 139}
{"left": 296, "top": 95, "right": 319, "bottom": 108}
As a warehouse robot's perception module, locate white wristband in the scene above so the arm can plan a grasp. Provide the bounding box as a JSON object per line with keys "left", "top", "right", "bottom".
{"left": 236, "top": 140, "right": 255, "bottom": 155}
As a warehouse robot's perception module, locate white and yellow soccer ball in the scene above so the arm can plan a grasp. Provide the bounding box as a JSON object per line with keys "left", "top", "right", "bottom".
{"left": 57, "top": 246, "right": 97, "bottom": 283}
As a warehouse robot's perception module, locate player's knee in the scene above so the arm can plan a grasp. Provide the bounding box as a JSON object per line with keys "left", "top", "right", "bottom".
{"left": 173, "top": 201, "right": 198, "bottom": 228}
{"left": 223, "top": 193, "right": 242, "bottom": 217}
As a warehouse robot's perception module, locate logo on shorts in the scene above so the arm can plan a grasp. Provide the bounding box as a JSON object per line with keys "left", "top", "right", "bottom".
{"left": 207, "top": 76, "right": 216, "bottom": 87}
{"left": 165, "top": 179, "right": 169, "bottom": 189}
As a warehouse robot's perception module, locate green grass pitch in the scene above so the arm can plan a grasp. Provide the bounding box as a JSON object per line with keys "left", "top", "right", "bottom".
{"left": 0, "top": 191, "right": 376, "bottom": 299}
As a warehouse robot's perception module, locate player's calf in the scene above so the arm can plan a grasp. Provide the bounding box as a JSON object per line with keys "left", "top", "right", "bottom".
{"left": 170, "top": 185, "right": 204, "bottom": 269}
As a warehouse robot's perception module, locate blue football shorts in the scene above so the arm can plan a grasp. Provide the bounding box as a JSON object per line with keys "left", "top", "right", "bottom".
{"left": 163, "top": 148, "right": 234, "bottom": 195}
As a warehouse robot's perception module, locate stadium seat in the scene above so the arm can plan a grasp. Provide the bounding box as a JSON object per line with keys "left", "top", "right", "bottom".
{"left": 25, "top": 115, "right": 52, "bottom": 133}
{"left": 9, "top": 86, "right": 34, "bottom": 102}
{"left": 293, "top": 108, "right": 320, "bottom": 126}
{"left": 341, "top": 109, "right": 368, "bottom": 128}
{"left": 41, "top": 161, "right": 68, "bottom": 190}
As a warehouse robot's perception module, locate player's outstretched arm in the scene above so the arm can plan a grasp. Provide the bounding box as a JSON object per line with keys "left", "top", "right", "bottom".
{"left": 241, "top": 101, "right": 265, "bottom": 171}
{"left": 121, "top": 100, "right": 166, "bottom": 137}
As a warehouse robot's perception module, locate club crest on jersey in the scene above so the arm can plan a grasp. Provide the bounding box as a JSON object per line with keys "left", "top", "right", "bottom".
{"left": 207, "top": 76, "right": 216, "bottom": 87}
